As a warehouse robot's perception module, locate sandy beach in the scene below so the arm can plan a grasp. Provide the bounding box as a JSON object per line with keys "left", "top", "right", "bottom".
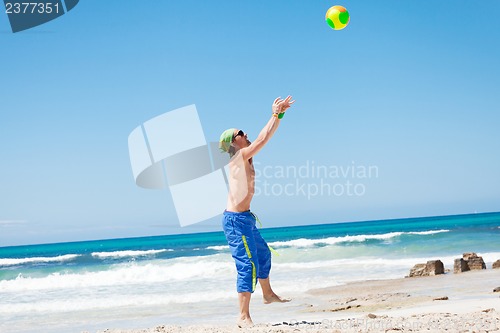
{"left": 4, "top": 215, "right": 499, "bottom": 333}
{"left": 94, "top": 269, "right": 500, "bottom": 333}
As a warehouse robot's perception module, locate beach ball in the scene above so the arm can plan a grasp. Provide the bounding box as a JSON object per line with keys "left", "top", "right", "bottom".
{"left": 325, "top": 5, "right": 350, "bottom": 30}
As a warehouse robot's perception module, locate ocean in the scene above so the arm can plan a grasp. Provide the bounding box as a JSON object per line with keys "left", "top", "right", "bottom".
{"left": 1, "top": 212, "right": 499, "bottom": 333}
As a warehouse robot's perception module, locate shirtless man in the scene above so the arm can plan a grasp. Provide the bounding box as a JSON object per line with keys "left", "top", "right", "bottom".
{"left": 218, "top": 96, "right": 295, "bottom": 327}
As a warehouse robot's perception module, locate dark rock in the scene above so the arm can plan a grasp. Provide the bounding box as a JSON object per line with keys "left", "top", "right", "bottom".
{"left": 468, "top": 258, "right": 486, "bottom": 270}
{"left": 464, "top": 253, "right": 486, "bottom": 270}
{"left": 427, "top": 260, "right": 445, "bottom": 275}
{"left": 492, "top": 260, "right": 500, "bottom": 269}
{"left": 493, "top": 287, "right": 500, "bottom": 293}
{"left": 409, "top": 263, "right": 426, "bottom": 277}
{"left": 463, "top": 252, "right": 477, "bottom": 261}
{"left": 409, "top": 260, "right": 444, "bottom": 277}
{"left": 454, "top": 253, "right": 486, "bottom": 273}
{"left": 454, "top": 258, "right": 470, "bottom": 273}
{"left": 433, "top": 296, "right": 449, "bottom": 301}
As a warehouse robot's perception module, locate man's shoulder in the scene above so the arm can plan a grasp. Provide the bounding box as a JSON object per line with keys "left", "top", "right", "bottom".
{"left": 229, "top": 151, "right": 252, "bottom": 167}
{"left": 229, "top": 150, "right": 244, "bottom": 162}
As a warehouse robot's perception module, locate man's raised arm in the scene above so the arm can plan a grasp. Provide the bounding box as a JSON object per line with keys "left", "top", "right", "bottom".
{"left": 241, "top": 96, "right": 295, "bottom": 160}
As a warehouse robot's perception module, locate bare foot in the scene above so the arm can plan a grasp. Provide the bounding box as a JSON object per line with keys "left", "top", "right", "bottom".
{"left": 263, "top": 293, "right": 291, "bottom": 304}
{"left": 237, "top": 316, "right": 254, "bottom": 328}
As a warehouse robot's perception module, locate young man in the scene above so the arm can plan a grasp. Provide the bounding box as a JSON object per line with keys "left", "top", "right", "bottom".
{"left": 218, "top": 96, "right": 295, "bottom": 327}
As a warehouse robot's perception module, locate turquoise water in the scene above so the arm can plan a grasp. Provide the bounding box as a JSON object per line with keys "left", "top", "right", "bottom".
{"left": 1, "top": 212, "right": 499, "bottom": 332}
{"left": 2, "top": 212, "right": 499, "bottom": 272}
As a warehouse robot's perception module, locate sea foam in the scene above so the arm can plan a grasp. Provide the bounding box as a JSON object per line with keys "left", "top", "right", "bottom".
{"left": 91, "top": 249, "right": 173, "bottom": 258}
{"left": 0, "top": 254, "right": 80, "bottom": 267}
{"left": 268, "top": 230, "right": 450, "bottom": 248}
{"left": 0, "top": 255, "right": 233, "bottom": 292}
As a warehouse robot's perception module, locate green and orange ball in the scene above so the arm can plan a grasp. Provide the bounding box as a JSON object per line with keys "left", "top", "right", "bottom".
{"left": 325, "top": 5, "right": 350, "bottom": 30}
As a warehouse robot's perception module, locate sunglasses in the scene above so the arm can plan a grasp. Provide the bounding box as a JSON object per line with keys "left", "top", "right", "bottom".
{"left": 232, "top": 130, "right": 245, "bottom": 141}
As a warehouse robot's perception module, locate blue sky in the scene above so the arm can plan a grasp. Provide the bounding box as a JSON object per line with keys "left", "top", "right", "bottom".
{"left": 1, "top": 0, "right": 499, "bottom": 246}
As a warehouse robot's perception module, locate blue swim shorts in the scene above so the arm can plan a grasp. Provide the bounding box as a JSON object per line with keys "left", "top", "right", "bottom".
{"left": 222, "top": 210, "right": 272, "bottom": 293}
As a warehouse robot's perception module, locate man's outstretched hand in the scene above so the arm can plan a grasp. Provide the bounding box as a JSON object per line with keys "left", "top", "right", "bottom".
{"left": 272, "top": 95, "right": 295, "bottom": 114}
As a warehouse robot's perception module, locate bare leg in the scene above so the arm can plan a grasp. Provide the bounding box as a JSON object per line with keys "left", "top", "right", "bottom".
{"left": 237, "top": 292, "right": 254, "bottom": 327}
{"left": 259, "top": 277, "right": 291, "bottom": 304}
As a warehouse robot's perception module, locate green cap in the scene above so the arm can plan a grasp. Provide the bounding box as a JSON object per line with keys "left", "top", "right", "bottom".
{"left": 219, "top": 128, "right": 236, "bottom": 153}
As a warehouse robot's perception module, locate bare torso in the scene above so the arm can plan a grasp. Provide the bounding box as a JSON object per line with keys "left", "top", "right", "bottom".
{"left": 226, "top": 151, "right": 255, "bottom": 212}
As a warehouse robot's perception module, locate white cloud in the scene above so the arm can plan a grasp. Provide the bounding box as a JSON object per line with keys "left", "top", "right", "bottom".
{"left": 0, "top": 220, "right": 27, "bottom": 227}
